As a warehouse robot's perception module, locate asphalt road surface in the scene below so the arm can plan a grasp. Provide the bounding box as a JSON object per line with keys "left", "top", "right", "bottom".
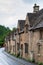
{"left": 0, "top": 48, "right": 37, "bottom": 65}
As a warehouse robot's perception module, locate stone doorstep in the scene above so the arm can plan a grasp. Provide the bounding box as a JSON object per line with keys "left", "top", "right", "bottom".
{"left": 3, "top": 51, "right": 37, "bottom": 65}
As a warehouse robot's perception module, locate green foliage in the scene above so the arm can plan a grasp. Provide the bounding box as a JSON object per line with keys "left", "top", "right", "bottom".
{"left": 12, "top": 27, "right": 16, "bottom": 32}
{"left": 38, "top": 62, "right": 43, "bottom": 65}
{"left": 11, "top": 53, "right": 16, "bottom": 57}
{"left": 0, "top": 25, "right": 11, "bottom": 47}
{"left": 13, "top": 27, "right": 16, "bottom": 31}
{"left": 16, "top": 53, "right": 20, "bottom": 58}
{"left": 28, "top": 58, "right": 35, "bottom": 63}
{"left": 8, "top": 51, "right": 11, "bottom": 53}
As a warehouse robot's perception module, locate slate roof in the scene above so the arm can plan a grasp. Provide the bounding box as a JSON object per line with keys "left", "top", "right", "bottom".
{"left": 17, "top": 9, "right": 43, "bottom": 31}
{"left": 18, "top": 20, "right": 25, "bottom": 31}
{"left": 27, "top": 9, "right": 43, "bottom": 30}
{"left": 34, "top": 21, "right": 43, "bottom": 29}
{"left": 27, "top": 9, "right": 43, "bottom": 26}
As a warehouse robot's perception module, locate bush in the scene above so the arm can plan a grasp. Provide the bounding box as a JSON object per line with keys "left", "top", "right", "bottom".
{"left": 8, "top": 51, "right": 10, "bottom": 53}
{"left": 11, "top": 53, "right": 16, "bottom": 56}
{"left": 28, "top": 58, "right": 35, "bottom": 63}
{"left": 38, "top": 62, "right": 43, "bottom": 65}
{"left": 16, "top": 53, "right": 20, "bottom": 58}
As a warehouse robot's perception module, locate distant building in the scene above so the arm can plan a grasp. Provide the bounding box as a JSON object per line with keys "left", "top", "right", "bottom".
{"left": 5, "top": 31, "right": 16, "bottom": 54}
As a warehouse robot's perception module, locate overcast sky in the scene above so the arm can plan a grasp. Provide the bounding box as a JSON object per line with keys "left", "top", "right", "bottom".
{"left": 0, "top": 0, "right": 43, "bottom": 29}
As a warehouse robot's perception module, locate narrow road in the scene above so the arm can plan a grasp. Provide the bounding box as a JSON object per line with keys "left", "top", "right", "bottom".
{"left": 0, "top": 48, "right": 37, "bottom": 65}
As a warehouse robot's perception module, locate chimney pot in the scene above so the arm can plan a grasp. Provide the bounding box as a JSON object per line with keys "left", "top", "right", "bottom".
{"left": 33, "top": 4, "right": 39, "bottom": 13}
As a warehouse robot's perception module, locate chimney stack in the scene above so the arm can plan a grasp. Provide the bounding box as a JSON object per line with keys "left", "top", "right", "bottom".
{"left": 33, "top": 4, "right": 39, "bottom": 13}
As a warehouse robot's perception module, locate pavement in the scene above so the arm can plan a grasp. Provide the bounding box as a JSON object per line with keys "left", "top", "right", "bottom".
{"left": 0, "top": 48, "right": 37, "bottom": 65}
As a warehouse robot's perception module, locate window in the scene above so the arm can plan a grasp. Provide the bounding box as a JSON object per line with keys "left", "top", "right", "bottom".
{"left": 17, "top": 43, "right": 20, "bottom": 50}
{"left": 21, "top": 44, "right": 23, "bottom": 50}
{"left": 25, "top": 43, "right": 28, "bottom": 53}
{"left": 40, "top": 30, "right": 43, "bottom": 39}
{"left": 25, "top": 25, "right": 28, "bottom": 33}
{"left": 13, "top": 46, "right": 15, "bottom": 52}
{"left": 38, "top": 43, "right": 41, "bottom": 54}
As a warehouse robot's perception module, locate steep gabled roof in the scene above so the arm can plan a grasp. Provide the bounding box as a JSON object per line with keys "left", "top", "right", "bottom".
{"left": 34, "top": 21, "right": 43, "bottom": 29}
{"left": 18, "top": 20, "right": 25, "bottom": 31}
{"left": 27, "top": 9, "right": 43, "bottom": 27}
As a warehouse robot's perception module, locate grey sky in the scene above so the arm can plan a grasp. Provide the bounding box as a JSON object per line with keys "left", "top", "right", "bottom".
{"left": 0, "top": 0, "right": 43, "bottom": 29}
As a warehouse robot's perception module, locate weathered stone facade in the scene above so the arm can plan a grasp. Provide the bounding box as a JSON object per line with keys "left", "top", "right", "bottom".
{"left": 31, "top": 30, "right": 43, "bottom": 63}
{"left": 5, "top": 31, "right": 16, "bottom": 54}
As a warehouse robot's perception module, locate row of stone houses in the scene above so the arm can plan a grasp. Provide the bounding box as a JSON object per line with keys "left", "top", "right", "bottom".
{"left": 5, "top": 31, "right": 16, "bottom": 54}
{"left": 5, "top": 4, "right": 43, "bottom": 63}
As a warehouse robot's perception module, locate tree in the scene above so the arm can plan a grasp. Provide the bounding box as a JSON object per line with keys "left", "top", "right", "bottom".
{"left": 0, "top": 25, "right": 11, "bottom": 47}
{"left": 12, "top": 27, "right": 17, "bottom": 32}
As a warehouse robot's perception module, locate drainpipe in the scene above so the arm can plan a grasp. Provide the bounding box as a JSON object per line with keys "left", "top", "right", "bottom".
{"left": 13, "top": 33, "right": 16, "bottom": 55}
{"left": 13, "top": 39, "right": 16, "bottom": 55}
{"left": 19, "top": 33, "right": 21, "bottom": 57}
